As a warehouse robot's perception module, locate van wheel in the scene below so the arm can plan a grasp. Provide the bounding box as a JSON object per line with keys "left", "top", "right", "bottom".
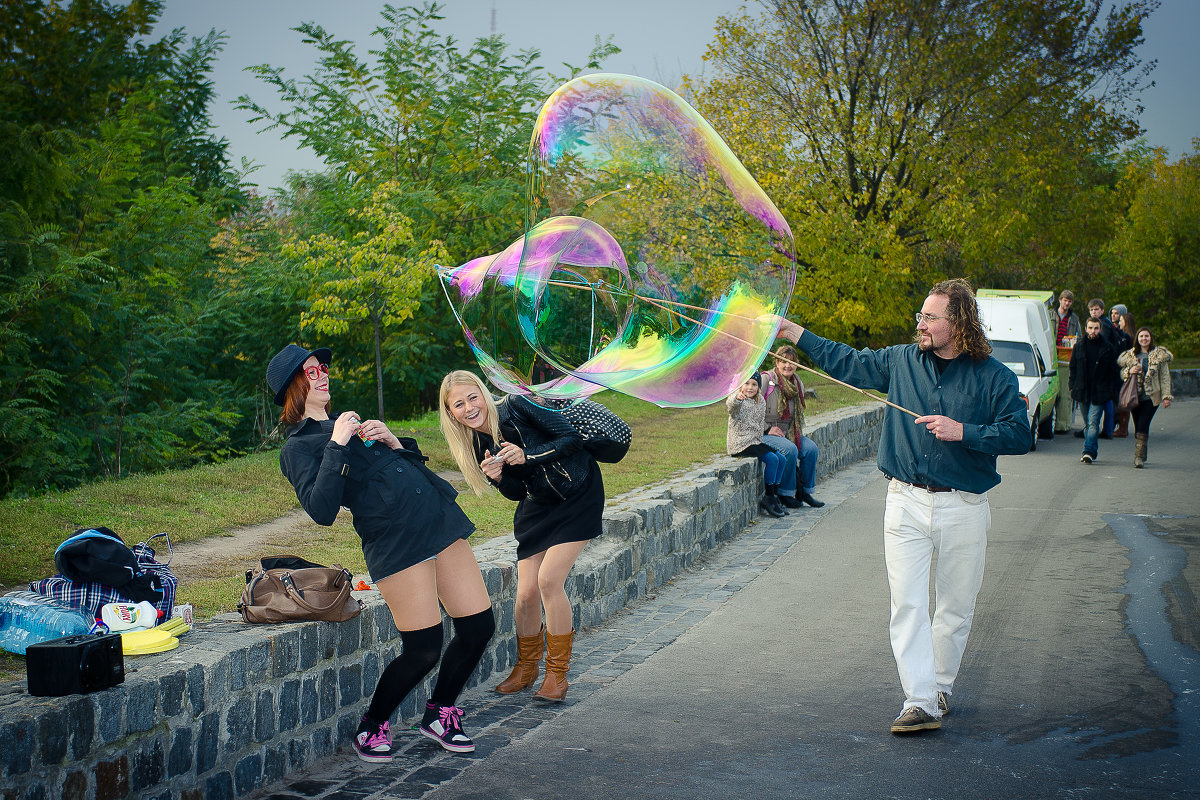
{"left": 1029, "top": 411, "right": 1039, "bottom": 452}
{"left": 1038, "top": 404, "right": 1055, "bottom": 439}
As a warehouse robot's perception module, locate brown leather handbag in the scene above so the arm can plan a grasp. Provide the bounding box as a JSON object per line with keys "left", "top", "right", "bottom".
{"left": 1117, "top": 373, "right": 1140, "bottom": 413}
{"left": 238, "top": 556, "right": 364, "bottom": 623}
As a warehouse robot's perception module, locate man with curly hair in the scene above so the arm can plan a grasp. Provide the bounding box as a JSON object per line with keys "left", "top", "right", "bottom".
{"left": 776, "top": 279, "right": 1029, "bottom": 735}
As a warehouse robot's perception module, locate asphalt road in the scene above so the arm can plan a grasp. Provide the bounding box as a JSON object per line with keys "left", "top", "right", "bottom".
{"left": 422, "top": 399, "right": 1200, "bottom": 800}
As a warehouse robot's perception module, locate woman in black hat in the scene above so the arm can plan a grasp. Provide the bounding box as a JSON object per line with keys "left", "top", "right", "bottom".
{"left": 266, "top": 345, "right": 494, "bottom": 762}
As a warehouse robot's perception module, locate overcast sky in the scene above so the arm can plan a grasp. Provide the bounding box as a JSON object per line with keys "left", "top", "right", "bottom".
{"left": 155, "top": 0, "right": 1200, "bottom": 193}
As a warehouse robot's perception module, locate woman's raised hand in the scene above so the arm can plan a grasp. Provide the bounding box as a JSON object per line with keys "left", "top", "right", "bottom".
{"left": 332, "top": 412, "right": 360, "bottom": 445}
{"left": 481, "top": 443, "right": 526, "bottom": 480}
{"left": 358, "top": 419, "right": 402, "bottom": 449}
{"left": 481, "top": 450, "right": 504, "bottom": 480}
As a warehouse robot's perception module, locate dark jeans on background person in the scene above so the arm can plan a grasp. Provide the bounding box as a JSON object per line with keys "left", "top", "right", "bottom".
{"left": 1101, "top": 399, "right": 1115, "bottom": 437}
{"left": 762, "top": 434, "right": 799, "bottom": 498}
{"left": 734, "top": 443, "right": 789, "bottom": 487}
{"left": 1131, "top": 398, "right": 1159, "bottom": 435}
{"left": 797, "top": 435, "right": 819, "bottom": 492}
{"left": 1081, "top": 402, "right": 1104, "bottom": 458}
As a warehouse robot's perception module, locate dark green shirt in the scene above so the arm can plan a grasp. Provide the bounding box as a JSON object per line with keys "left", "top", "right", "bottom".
{"left": 797, "top": 330, "right": 1030, "bottom": 493}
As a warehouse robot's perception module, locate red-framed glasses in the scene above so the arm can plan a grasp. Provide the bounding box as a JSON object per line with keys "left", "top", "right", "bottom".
{"left": 302, "top": 363, "right": 329, "bottom": 380}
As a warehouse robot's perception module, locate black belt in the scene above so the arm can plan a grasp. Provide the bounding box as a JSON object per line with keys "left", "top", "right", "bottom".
{"left": 889, "top": 476, "right": 953, "bottom": 493}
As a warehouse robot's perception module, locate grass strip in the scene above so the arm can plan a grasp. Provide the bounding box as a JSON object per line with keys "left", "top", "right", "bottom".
{"left": 0, "top": 383, "right": 875, "bottom": 603}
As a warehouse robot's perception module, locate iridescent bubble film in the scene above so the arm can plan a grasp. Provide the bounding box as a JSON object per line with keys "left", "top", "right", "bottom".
{"left": 440, "top": 73, "right": 795, "bottom": 407}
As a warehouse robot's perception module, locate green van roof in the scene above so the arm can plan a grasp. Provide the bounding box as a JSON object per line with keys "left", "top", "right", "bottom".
{"left": 976, "top": 289, "right": 1054, "bottom": 305}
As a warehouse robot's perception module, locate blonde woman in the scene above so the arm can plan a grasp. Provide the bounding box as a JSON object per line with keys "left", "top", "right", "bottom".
{"left": 439, "top": 371, "right": 603, "bottom": 702}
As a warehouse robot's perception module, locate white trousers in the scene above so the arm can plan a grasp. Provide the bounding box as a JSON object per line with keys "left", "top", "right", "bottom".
{"left": 883, "top": 479, "right": 991, "bottom": 717}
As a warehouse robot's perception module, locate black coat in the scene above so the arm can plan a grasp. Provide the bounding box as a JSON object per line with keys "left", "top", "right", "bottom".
{"left": 1069, "top": 336, "right": 1119, "bottom": 405}
{"left": 280, "top": 413, "right": 473, "bottom": 546}
{"left": 472, "top": 395, "right": 591, "bottom": 503}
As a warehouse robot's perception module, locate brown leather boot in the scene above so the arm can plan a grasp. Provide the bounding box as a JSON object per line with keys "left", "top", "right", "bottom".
{"left": 533, "top": 629, "right": 574, "bottom": 702}
{"left": 1114, "top": 410, "right": 1129, "bottom": 437}
{"left": 495, "top": 627, "right": 544, "bottom": 694}
{"left": 1134, "top": 433, "right": 1148, "bottom": 468}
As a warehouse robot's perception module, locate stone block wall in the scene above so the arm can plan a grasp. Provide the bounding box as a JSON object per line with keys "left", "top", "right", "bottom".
{"left": 0, "top": 404, "right": 883, "bottom": 800}
{"left": 1171, "top": 368, "right": 1200, "bottom": 397}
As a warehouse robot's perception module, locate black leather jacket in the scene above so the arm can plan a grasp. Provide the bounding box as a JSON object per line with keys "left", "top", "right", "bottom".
{"left": 1069, "top": 336, "right": 1119, "bottom": 405}
{"left": 473, "top": 395, "right": 591, "bottom": 503}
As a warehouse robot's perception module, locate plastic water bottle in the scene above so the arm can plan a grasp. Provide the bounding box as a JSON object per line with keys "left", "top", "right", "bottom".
{"left": 0, "top": 591, "right": 92, "bottom": 655}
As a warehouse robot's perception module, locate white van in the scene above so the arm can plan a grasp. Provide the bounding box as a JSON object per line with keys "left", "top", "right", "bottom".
{"left": 976, "top": 290, "right": 1060, "bottom": 450}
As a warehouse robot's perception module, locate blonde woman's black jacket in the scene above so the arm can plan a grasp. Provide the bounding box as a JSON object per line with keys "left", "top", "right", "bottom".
{"left": 472, "top": 395, "right": 590, "bottom": 503}
{"left": 280, "top": 413, "right": 473, "bottom": 540}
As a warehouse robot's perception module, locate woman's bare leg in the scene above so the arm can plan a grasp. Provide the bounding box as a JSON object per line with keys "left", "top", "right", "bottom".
{"left": 432, "top": 538, "right": 492, "bottom": 618}
{"left": 375, "top": 559, "right": 441, "bottom": 631}
{"left": 513, "top": 550, "right": 547, "bottom": 636}
{"left": 535, "top": 540, "right": 589, "bottom": 634}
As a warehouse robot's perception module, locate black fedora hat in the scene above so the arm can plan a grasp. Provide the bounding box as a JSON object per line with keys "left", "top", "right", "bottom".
{"left": 267, "top": 344, "right": 332, "bottom": 406}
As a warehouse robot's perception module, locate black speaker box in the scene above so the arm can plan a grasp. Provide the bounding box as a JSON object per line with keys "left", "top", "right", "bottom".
{"left": 25, "top": 633, "right": 125, "bottom": 697}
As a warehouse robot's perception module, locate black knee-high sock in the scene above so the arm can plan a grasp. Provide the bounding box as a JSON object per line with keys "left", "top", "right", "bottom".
{"left": 428, "top": 608, "right": 496, "bottom": 709}
{"left": 365, "top": 622, "right": 443, "bottom": 724}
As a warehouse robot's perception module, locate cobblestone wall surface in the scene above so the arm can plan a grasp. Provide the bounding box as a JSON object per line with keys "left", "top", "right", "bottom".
{"left": 1171, "top": 368, "right": 1200, "bottom": 397}
{"left": 0, "top": 405, "right": 883, "bottom": 800}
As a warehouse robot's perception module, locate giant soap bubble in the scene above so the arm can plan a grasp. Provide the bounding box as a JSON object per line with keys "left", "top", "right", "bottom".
{"left": 439, "top": 73, "right": 795, "bottom": 407}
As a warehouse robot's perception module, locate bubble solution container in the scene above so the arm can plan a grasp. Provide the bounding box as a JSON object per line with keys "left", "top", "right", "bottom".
{"left": 0, "top": 591, "right": 92, "bottom": 655}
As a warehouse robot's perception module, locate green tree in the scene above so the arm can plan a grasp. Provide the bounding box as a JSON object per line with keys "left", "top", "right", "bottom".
{"left": 236, "top": 2, "right": 617, "bottom": 414}
{"left": 285, "top": 182, "right": 449, "bottom": 418}
{"left": 691, "top": 0, "right": 1155, "bottom": 344}
{"left": 1104, "top": 143, "right": 1200, "bottom": 352}
{"left": 0, "top": 0, "right": 242, "bottom": 496}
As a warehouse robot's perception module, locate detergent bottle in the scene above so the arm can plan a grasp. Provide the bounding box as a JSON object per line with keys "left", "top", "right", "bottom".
{"left": 99, "top": 601, "right": 162, "bottom": 632}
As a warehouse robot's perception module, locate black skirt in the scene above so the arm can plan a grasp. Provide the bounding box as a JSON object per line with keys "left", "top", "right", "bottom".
{"left": 512, "top": 459, "right": 604, "bottom": 560}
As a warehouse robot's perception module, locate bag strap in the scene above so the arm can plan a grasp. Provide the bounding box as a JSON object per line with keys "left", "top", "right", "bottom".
{"left": 280, "top": 572, "right": 353, "bottom": 614}
{"left": 134, "top": 531, "right": 173, "bottom": 567}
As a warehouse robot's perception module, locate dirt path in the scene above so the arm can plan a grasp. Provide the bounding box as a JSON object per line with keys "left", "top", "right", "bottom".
{"left": 167, "top": 510, "right": 315, "bottom": 573}
{"left": 165, "top": 469, "right": 466, "bottom": 581}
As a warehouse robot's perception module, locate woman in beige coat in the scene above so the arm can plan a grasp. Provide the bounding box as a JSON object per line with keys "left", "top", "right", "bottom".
{"left": 1117, "top": 327, "right": 1173, "bottom": 468}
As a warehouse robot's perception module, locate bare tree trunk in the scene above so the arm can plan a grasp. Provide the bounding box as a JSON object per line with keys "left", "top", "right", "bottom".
{"left": 373, "top": 299, "right": 385, "bottom": 420}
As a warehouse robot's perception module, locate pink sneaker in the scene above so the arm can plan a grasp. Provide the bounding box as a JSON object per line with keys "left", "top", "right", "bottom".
{"left": 354, "top": 719, "right": 394, "bottom": 763}
{"left": 419, "top": 704, "right": 475, "bottom": 753}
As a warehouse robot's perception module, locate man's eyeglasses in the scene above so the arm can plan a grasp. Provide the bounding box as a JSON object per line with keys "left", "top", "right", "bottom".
{"left": 914, "top": 312, "right": 948, "bottom": 325}
{"left": 303, "top": 363, "right": 329, "bottom": 380}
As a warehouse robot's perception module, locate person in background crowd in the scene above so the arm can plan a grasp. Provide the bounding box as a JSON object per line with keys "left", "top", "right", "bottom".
{"left": 267, "top": 345, "right": 494, "bottom": 761}
{"left": 726, "top": 373, "right": 789, "bottom": 518}
{"left": 1055, "top": 291, "right": 1082, "bottom": 346}
{"left": 1117, "top": 327, "right": 1173, "bottom": 468}
{"left": 761, "top": 345, "right": 824, "bottom": 508}
{"left": 1084, "top": 299, "right": 1118, "bottom": 439}
{"left": 1069, "top": 318, "right": 1118, "bottom": 464}
{"left": 1110, "top": 306, "right": 1135, "bottom": 437}
{"left": 777, "top": 279, "right": 1029, "bottom": 735}
{"left": 439, "top": 371, "right": 603, "bottom": 703}
{"left": 1054, "top": 291, "right": 1082, "bottom": 435}
{"left": 1109, "top": 304, "right": 1133, "bottom": 354}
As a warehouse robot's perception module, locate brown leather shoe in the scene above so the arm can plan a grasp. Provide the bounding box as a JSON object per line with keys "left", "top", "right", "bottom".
{"left": 534, "top": 629, "right": 574, "bottom": 702}
{"left": 495, "top": 628, "right": 544, "bottom": 694}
